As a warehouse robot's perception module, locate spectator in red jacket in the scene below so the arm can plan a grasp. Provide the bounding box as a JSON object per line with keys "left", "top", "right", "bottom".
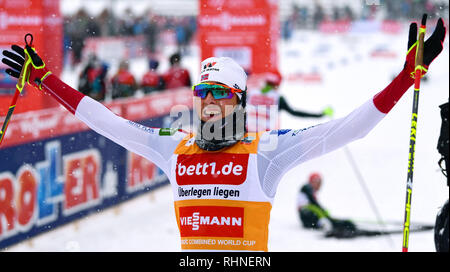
{"left": 140, "top": 59, "right": 164, "bottom": 93}
{"left": 111, "top": 60, "right": 137, "bottom": 99}
{"left": 162, "top": 52, "right": 191, "bottom": 90}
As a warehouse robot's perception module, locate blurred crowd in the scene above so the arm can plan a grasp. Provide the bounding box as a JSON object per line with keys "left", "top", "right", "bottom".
{"left": 282, "top": 0, "right": 448, "bottom": 39}
{"left": 64, "top": 8, "right": 196, "bottom": 65}
{"left": 62, "top": 0, "right": 448, "bottom": 101}
{"left": 384, "top": 0, "right": 448, "bottom": 20}
{"left": 78, "top": 52, "right": 191, "bottom": 101}
{"left": 63, "top": 8, "right": 195, "bottom": 100}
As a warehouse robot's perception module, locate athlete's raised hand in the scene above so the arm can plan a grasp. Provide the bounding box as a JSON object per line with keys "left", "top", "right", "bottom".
{"left": 2, "top": 41, "right": 51, "bottom": 90}
{"left": 404, "top": 16, "right": 446, "bottom": 77}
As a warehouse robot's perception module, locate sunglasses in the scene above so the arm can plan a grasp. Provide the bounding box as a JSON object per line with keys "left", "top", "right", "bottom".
{"left": 192, "top": 82, "right": 242, "bottom": 99}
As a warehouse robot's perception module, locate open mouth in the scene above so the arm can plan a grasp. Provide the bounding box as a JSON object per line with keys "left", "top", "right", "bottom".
{"left": 202, "top": 105, "right": 222, "bottom": 120}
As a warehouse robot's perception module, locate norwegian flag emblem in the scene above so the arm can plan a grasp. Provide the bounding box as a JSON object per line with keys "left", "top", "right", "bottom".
{"left": 201, "top": 74, "right": 209, "bottom": 81}
{"left": 203, "top": 62, "right": 217, "bottom": 69}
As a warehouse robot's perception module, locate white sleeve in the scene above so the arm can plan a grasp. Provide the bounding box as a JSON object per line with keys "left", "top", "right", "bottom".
{"left": 75, "top": 97, "right": 184, "bottom": 175}
{"left": 257, "top": 99, "right": 386, "bottom": 197}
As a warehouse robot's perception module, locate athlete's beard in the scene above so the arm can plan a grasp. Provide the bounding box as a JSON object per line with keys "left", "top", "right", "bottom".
{"left": 195, "top": 104, "right": 247, "bottom": 151}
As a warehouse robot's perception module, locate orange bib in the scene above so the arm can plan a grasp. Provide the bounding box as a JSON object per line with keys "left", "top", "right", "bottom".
{"left": 169, "top": 132, "right": 273, "bottom": 251}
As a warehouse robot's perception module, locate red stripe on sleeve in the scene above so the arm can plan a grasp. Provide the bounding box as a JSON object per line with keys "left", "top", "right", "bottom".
{"left": 372, "top": 69, "right": 414, "bottom": 114}
{"left": 40, "top": 74, "right": 85, "bottom": 114}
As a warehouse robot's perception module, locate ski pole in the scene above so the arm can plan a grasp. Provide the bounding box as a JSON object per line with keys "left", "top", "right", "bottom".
{"left": 402, "top": 14, "right": 427, "bottom": 253}
{"left": 0, "top": 34, "right": 32, "bottom": 146}
{"left": 343, "top": 146, "right": 394, "bottom": 247}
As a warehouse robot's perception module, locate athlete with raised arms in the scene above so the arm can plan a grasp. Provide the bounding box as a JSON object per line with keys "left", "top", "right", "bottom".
{"left": 1, "top": 17, "right": 446, "bottom": 251}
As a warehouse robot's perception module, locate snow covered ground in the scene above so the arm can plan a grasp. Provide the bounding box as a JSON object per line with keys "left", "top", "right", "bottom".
{"left": 4, "top": 26, "right": 449, "bottom": 252}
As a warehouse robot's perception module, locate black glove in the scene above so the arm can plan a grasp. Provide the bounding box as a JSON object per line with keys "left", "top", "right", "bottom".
{"left": 404, "top": 16, "right": 446, "bottom": 76}
{"left": 2, "top": 43, "right": 51, "bottom": 89}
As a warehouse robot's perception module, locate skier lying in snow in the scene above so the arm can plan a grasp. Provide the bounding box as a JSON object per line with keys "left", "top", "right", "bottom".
{"left": 297, "top": 172, "right": 435, "bottom": 239}
{"left": 1, "top": 17, "right": 446, "bottom": 251}
{"left": 297, "top": 172, "right": 357, "bottom": 238}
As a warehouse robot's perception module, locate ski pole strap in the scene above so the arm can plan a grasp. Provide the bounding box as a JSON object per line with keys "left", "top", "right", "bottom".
{"left": 15, "top": 53, "right": 30, "bottom": 92}
{"left": 37, "top": 71, "right": 53, "bottom": 90}
{"left": 410, "top": 65, "right": 428, "bottom": 79}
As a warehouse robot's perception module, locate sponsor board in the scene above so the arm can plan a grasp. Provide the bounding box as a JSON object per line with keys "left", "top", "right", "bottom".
{"left": 0, "top": 0, "right": 62, "bottom": 113}
{"left": 198, "top": 0, "right": 279, "bottom": 75}
{"left": 0, "top": 120, "right": 167, "bottom": 249}
{"left": 0, "top": 90, "right": 193, "bottom": 249}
